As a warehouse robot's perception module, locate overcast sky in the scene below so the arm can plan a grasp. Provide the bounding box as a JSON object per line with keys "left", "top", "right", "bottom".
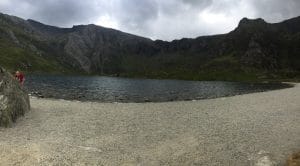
{"left": 1, "top": 0, "right": 300, "bottom": 41}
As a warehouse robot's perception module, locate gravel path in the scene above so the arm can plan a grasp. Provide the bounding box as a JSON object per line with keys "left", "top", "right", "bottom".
{"left": 0, "top": 83, "right": 299, "bottom": 166}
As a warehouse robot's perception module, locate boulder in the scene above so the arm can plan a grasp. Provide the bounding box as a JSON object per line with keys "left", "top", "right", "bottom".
{"left": 0, "top": 67, "right": 30, "bottom": 127}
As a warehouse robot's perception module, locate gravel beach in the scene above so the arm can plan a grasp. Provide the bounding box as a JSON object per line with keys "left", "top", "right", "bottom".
{"left": 0, "top": 83, "right": 299, "bottom": 165}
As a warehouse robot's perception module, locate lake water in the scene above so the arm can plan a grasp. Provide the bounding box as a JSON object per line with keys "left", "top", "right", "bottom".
{"left": 24, "top": 75, "right": 291, "bottom": 102}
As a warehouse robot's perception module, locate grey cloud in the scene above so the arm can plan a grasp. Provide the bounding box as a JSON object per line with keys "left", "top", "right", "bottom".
{"left": 27, "top": 0, "right": 102, "bottom": 26}
{"left": 115, "top": 0, "right": 159, "bottom": 31}
{"left": 207, "top": 0, "right": 242, "bottom": 14}
{"left": 30, "top": 0, "right": 98, "bottom": 27}
{"left": 181, "top": 0, "right": 213, "bottom": 8}
{"left": 158, "top": 0, "right": 212, "bottom": 16}
{"left": 0, "top": 0, "right": 101, "bottom": 27}
{"left": 249, "top": 0, "right": 300, "bottom": 22}
{"left": 0, "top": 0, "right": 300, "bottom": 40}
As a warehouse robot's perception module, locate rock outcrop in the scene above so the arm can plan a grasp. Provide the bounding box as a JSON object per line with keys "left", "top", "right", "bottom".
{"left": 0, "top": 67, "right": 30, "bottom": 127}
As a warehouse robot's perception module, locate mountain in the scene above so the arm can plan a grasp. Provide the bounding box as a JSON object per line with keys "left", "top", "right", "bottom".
{"left": 0, "top": 13, "right": 299, "bottom": 81}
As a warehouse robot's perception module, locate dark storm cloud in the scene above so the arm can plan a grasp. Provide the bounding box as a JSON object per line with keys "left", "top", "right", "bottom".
{"left": 0, "top": 0, "right": 300, "bottom": 40}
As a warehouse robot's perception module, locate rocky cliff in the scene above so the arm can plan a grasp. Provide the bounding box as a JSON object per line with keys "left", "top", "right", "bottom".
{"left": 0, "top": 12, "right": 299, "bottom": 80}
{"left": 0, "top": 66, "right": 30, "bottom": 127}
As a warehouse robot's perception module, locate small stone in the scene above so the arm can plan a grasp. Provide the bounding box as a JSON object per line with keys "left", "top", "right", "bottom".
{"left": 255, "top": 156, "right": 276, "bottom": 166}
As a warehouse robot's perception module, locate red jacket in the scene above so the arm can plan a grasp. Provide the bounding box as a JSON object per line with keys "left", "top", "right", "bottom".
{"left": 15, "top": 73, "right": 25, "bottom": 84}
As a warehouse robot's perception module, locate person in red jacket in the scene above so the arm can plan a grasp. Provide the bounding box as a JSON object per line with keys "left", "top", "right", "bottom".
{"left": 15, "top": 71, "right": 25, "bottom": 86}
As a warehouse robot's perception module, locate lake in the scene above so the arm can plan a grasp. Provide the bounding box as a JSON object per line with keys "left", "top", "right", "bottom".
{"left": 24, "top": 75, "right": 291, "bottom": 102}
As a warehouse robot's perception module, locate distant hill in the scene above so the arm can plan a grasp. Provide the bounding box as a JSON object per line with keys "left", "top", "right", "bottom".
{"left": 0, "top": 13, "right": 299, "bottom": 81}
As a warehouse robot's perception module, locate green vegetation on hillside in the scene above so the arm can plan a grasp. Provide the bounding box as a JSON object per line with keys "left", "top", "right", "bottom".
{"left": 0, "top": 38, "right": 70, "bottom": 74}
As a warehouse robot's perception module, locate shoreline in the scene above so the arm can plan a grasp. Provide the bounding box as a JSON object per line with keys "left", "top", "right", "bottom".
{"left": 0, "top": 83, "right": 299, "bottom": 165}
{"left": 27, "top": 82, "right": 295, "bottom": 104}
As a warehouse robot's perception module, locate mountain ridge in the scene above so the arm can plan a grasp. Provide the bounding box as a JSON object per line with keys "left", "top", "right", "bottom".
{"left": 0, "top": 12, "right": 299, "bottom": 81}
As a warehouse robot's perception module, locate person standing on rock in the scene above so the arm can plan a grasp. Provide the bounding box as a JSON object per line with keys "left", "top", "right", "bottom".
{"left": 15, "top": 71, "right": 25, "bottom": 86}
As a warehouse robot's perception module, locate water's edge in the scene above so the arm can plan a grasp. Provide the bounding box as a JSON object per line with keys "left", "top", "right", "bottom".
{"left": 25, "top": 75, "right": 293, "bottom": 103}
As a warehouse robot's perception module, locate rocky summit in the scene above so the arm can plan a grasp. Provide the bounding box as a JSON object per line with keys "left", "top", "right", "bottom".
{"left": 0, "top": 66, "right": 30, "bottom": 127}
{"left": 0, "top": 12, "right": 299, "bottom": 80}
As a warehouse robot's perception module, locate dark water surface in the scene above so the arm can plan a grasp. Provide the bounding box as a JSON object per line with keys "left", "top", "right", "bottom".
{"left": 24, "top": 75, "right": 291, "bottom": 102}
